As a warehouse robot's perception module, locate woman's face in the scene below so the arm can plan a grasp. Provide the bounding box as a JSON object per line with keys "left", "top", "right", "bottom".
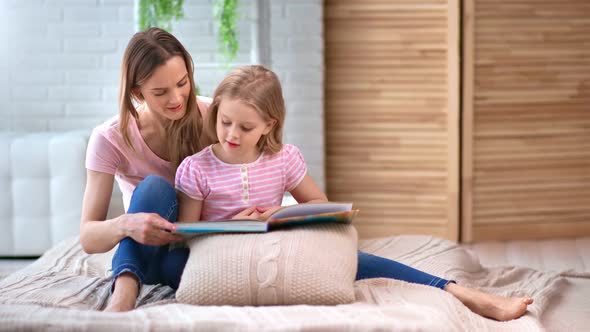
{"left": 137, "top": 55, "right": 190, "bottom": 121}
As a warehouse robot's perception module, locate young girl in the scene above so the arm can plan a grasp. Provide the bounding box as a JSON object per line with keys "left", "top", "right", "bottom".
{"left": 174, "top": 65, "right": 533, "bottom": 321}
{"left": 175, "top": 65, "right": 327, "bottom": 222}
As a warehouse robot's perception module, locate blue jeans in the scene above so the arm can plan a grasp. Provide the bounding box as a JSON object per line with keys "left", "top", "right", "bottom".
{"left": 111, "top": 175, "right": 189, "bottom": 289}
{"left": 112, "top": 175, "right": 453, "bottom": 290}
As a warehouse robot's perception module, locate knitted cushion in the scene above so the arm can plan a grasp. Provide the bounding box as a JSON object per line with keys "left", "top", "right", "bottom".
{"left": 176, "top": 224, "right": 358, "bottom": 306}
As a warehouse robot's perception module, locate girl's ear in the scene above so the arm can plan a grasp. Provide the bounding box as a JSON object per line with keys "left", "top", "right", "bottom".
{"left": 262, "top": 119, "right": 277, "bottom": 135}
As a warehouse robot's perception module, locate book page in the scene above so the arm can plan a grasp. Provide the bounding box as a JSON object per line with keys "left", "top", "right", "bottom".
{"left": 268, "top": 202, "right": 353, "bottom": 220}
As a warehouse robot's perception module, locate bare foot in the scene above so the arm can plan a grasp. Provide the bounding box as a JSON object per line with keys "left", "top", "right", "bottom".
{"left": 104, "top": 273, "right": 139, "bottom": 312}
{"left": 445, "top": 283, "right": 533, "bottom": 321}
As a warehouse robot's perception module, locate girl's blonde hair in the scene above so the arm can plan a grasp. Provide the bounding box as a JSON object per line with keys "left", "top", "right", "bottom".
{"left": 118, "top": 27, "right": 208, "bottom": 168}
{"left": 207, "top": 65, "right": 285, "bottom": 154}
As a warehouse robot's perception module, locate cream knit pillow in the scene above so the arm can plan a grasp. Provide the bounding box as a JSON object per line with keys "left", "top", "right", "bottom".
{"left": 176, "top": 224, "right": 358, "bottom": 306}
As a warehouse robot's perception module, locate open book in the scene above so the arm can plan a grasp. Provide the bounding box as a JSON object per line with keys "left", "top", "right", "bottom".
{"left": 174, "top": 202, "right": 358, "bottom": 235}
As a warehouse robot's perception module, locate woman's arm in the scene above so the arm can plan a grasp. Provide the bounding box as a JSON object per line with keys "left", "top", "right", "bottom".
{"left": 80, "top": 170, "right": 123, "bottom": 253}
{"left": 80, "top": 170, "right": 181, "bottom": 254}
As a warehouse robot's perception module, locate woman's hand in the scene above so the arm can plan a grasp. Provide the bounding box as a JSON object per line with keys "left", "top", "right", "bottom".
{"left": 120, "top": 213, "right": 184, "bottom": 246}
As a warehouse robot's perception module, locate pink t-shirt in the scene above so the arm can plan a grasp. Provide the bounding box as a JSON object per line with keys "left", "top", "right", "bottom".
{"left": 175, "top": 144, "right": 307, "bottom": 221}
{"left": 85, "top": 97, "right": 211, "bottom": 211}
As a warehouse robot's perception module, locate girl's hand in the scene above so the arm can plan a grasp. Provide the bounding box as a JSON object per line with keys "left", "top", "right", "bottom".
{"left": 257, "top": 206, "right": 283, "bottom": 221}
{"left": 233, "top": 206, "right": 262, "bottom": 220}
{"left": 120, "top": 213, "right": 184, "bottom": 246}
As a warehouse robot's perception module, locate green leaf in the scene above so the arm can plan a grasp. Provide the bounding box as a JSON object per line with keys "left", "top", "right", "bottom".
{"left": 136, "top": 0, "right": 241, "bottom": 67}
{"left": 137, "top": 0, "right": 184, "bottom": 32}
{"left": 214, "top": 0, "right": 240, "bottom": 65}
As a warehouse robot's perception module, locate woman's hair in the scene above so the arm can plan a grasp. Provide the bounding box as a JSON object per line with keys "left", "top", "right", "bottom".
{"left": 118, "top": 27, "right": 207, "bottom": 168}
{"left": 207, "top": 65, "right": 285, "bottom": 154}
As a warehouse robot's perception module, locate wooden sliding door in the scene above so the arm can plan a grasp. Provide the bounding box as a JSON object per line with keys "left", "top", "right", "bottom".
{"left": 462, "top": 0, "right": 590, "bottom": 241}
{"left": 324, "top": 0, "right": 460, "bottom": 240}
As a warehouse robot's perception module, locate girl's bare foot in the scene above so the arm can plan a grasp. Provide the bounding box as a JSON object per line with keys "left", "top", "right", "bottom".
{"left": 445, "top": 283, "right": 533, "bottom": 321}
{"left": 104, "top": 273, "right": 139, "bottom": 312}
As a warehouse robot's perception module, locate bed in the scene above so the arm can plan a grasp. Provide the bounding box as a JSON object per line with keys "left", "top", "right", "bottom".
{"left": 1, "top": 234, "right": 588, "bottom": 331}
{"left": 1, "top": 132, "right": 588, "bottom": 331}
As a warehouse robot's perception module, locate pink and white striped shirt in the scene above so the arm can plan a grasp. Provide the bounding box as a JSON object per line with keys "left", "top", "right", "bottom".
{"left": 175, "top": 144, "right": 307, "bottom": 221}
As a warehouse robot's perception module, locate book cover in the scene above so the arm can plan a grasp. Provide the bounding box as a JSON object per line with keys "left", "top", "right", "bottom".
{"left": 174, "top": 202, "right": 358, "bottom": 235}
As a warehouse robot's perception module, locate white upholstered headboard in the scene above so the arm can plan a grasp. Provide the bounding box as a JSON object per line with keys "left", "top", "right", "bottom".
{"left": 0, "top": 131, "right": 124, "bottom": 257}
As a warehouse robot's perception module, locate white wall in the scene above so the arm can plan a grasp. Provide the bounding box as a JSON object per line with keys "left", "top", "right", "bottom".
{"left": 0, "top": 0, "right": 324, "bottom": 188}
{"left": 270, "top": 0, "right": 324, "bottom": 189}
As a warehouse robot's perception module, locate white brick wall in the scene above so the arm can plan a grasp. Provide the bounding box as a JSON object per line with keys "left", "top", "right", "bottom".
{"left": 0, "top": 0, "right": 324, "bottom": 189}
{"left": 271, "top": 0, "right": 324, "bottom": 188}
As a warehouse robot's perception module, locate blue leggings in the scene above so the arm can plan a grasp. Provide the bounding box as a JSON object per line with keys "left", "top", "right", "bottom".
{"left": 112, "top": 175, "right": 453, "bottom": 290}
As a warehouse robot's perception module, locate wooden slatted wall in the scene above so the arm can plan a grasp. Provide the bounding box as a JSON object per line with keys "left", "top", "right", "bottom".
{"left": 325, "top": 0, "right": 460, "bottom": 240}
{"left": 462, "top": 0, "right": 590, "bottom": 241}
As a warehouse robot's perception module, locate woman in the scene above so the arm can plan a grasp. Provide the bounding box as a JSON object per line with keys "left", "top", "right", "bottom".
{"left": 80, "top": 28, "right": 532, "bottom": 320}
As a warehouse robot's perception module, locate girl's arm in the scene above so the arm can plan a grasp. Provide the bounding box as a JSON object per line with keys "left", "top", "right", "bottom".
{"left": 259, "top": 173, "right": 328, "bottom": 220}
{"left": 177, "top": 191, "right": 204, "bottom": 222}
{"left": 184, "top": 200, "right": 265, "bottom": 221}
{"left": 290, "top": 173, "right": 328, "bottom": 203}
{"left": 79, "top": 170, "right": 181, "bottom": 254}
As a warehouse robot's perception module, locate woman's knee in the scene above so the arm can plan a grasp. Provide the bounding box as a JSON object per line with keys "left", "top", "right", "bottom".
{"left": 139, "top": 175, "right": 174, "bottom": 193}
{"left": 134, "top": 175, "right": 175, "bottom": 200}
{"left": 128, "top": 175, "right": 177, "bottom": 217}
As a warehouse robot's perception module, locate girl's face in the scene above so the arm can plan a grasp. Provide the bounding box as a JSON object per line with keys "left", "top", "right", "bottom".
{"left": 136, "top": 55, "right": 190, "bottom": 121}
{"left": 214, "top": 98, "right": 275, "bottom": 164}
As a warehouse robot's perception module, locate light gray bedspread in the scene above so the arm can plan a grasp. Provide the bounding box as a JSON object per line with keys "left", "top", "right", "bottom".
{"left": 0, "top": 235, "right": 567, "bottom": 331}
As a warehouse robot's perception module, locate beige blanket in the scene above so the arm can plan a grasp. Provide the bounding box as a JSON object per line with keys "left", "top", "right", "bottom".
{"left": 0, "top": 235, "right": 564, "bottom": 331}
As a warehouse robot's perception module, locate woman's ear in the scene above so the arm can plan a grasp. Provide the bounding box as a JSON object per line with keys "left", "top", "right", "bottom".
{"left": 262, "top": 119, "right": 277, "bottom": 135}
{"left": 131, "top": 87, "right": 143, "bottom": 101}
